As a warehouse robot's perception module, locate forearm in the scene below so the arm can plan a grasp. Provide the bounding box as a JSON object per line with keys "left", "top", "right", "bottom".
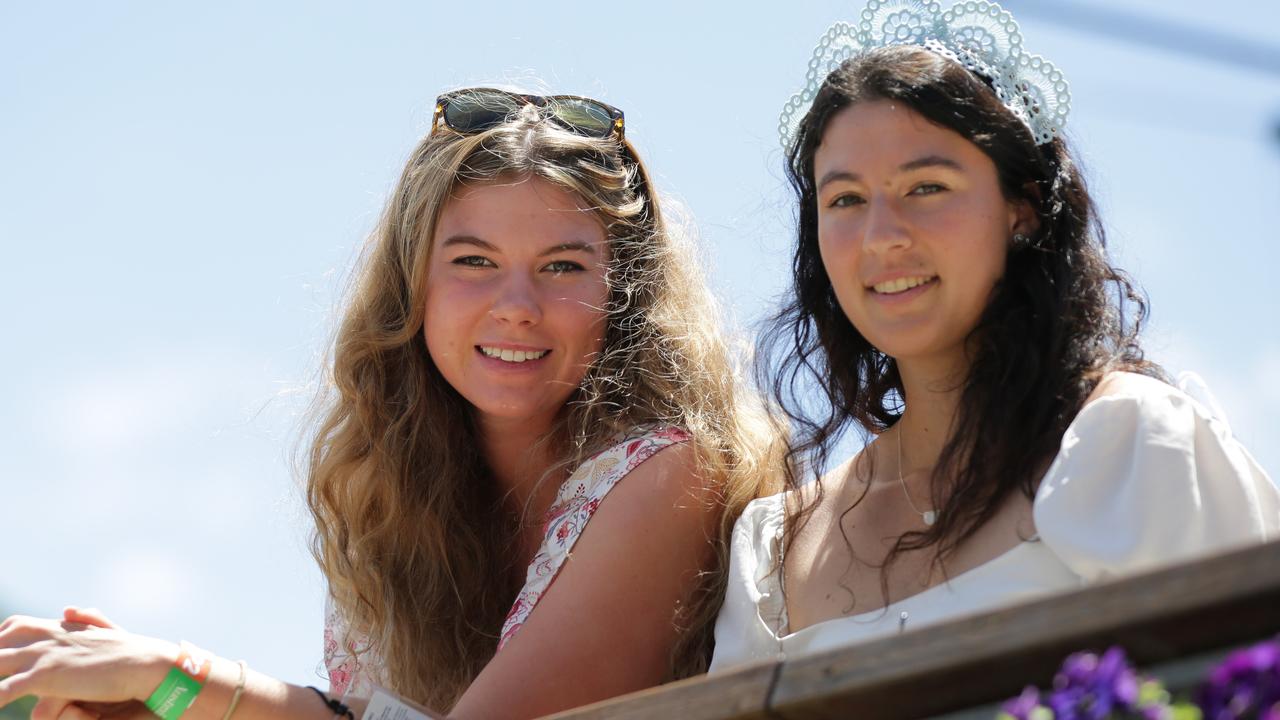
{"left": 171, "top": 656, "right": 368, "bottom": 720}
{"left": 0, "top": 613, "right": 374, "bottom": 718}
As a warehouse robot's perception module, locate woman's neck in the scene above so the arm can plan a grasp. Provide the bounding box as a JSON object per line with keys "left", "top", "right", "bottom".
{"left": 477, "top": 414, "right": 563, "bottom": 521}
{"left": 894, "top": 354, "right": 967, "bottom": 474}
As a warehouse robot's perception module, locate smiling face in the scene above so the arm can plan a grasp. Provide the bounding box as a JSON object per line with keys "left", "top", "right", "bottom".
{"left": 814, "top": 99, "right": 1034, "bottom": 369}
{"left": 423, "top": 176, "right": 611, "bottom": 434}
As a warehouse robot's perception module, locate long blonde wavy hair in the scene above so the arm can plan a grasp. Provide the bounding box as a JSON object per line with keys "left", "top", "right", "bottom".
{"left": 305, "top": 106, "right": 779, "bottom": 708}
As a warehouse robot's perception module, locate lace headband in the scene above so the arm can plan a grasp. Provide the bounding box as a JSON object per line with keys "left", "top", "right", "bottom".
{"left": 778, "top": 0, "right": 1071, "bottom": 149}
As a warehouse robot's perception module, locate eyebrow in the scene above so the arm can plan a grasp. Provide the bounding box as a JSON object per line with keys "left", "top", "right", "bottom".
{"left": 538, "top": 241, "right": 597, "bottom": 257}
{"left": 440, "top": 236, "right": 498, "bottom": 252}
{"left": 816, "top": 155, "right": 965, "bottom": 190}
{"left": 900, "top": 155, "right": 963, "bottom": 173}
{"left": 439, "top": 236, "right": 598, "bottom": 256}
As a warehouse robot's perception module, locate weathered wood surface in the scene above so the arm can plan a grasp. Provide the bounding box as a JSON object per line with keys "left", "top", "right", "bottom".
{"left": 543, "top": 660, "right": 778, "bottom": 720}
{"left": 550, "top": 539, "right": 1280, "bottom": 719}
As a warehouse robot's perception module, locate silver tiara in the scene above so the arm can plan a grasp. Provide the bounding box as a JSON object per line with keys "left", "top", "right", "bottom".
{"left": 778, "top": 0, "right": 1071, "bottom": 149}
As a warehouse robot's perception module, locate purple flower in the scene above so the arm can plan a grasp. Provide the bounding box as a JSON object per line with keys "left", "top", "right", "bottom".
{"left": 1142, "top": 708, "right": 1168, "bottom": 720}
{"left": 1046, "top": 647, "right": 1144, "bottom": 720}
{"left": 1196, "top": 639, "right": 1280, "bottom": 720}
{"left": 1002, "top": 686, "right": 1043, "bottom": 720}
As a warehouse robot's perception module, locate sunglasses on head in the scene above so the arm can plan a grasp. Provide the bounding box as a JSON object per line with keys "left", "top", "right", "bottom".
{"left": 432, "top": 88, "right": 625, "bottom": 140}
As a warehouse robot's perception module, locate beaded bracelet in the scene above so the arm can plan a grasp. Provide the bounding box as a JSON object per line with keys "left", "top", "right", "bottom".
{"left": 307, "top": 685, "right": 355, "bottom": 719}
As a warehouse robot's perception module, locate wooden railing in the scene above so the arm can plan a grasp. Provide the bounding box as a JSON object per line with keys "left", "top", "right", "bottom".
{"left": 551, "top": 540, "right": 1280, "bottom": 719}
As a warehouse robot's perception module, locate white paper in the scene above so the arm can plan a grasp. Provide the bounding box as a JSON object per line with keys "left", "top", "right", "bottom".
{"left": 361, "top": 686, "right": 444, "bottom": 720}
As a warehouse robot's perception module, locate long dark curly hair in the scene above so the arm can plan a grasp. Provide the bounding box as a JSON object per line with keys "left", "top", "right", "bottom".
{"left": 760, "top": 45, "right": 1164, "bottom": 592}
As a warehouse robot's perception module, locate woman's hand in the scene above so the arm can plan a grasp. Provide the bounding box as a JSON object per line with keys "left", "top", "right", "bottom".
{"left": 26, "top": 698, "right": 154, "bottom": 720}
{"left": 61, "top": 607, "right": 120, "bottom": 631}
{"left": 0, "top": 611, "right": 177, "bottom": 713}
{"left": 21, "top": 608, "right": 156, "bottom": 718}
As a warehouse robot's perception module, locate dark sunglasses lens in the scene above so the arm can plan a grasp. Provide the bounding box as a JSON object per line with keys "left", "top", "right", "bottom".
{"left": 549, "top": 99, "right": 616, "bottom": 137}
{"left": 442, "top": 91, "right": 523, "bottom": 132}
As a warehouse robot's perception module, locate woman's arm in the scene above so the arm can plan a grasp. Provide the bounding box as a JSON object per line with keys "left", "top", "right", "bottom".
{"left": 449, "top": 440, "right": 718, "bottom": 719}
{"left": 0, "top": 442, "right": 717, "bottom": 720}
{"left": 0, "top": 611, "right": 364, "bottom": 720}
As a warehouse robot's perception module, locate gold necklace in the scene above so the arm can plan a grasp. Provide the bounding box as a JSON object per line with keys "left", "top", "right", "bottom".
{"left": 896, "top": 426, "right": 937, "bottom": 526}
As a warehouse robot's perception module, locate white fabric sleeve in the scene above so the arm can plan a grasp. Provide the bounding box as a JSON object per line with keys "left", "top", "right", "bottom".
{"left": 709, "top": 494, "right": 787, "bottom": 673}
{"left": 1033, "top": 375, "right": 1280, "bottom": 583}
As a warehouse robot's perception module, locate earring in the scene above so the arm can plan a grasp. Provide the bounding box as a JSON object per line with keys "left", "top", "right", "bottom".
{"left": 1011, "top": 233, "right": 1032, "bottom": 250}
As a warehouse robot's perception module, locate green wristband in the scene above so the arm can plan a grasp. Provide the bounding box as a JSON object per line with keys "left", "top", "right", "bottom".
{"left": 145, "top": 665, "right": 205, "bottom": 719}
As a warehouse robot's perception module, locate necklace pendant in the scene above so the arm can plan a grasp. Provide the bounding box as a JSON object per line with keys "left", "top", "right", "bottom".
{"left": 922, "top": 510, "right": 937, "bottom": 526}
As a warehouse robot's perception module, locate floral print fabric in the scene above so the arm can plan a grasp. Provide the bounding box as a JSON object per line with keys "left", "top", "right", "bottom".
{"left": 323, "top": 597, "right": 383, "bottom": 698}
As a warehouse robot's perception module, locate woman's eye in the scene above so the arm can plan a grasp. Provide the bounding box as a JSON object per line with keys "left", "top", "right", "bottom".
{"left": 910, "top": 183, "right": 947, "bottom": 196}
{"left": 828, "top": 193, "right": 865, "bottom": 209}
{"left": 452, "top": 255, "right": 495, "bottom": 268}
{"left": 544, "top": 260, "right": 585, "bottom": 274}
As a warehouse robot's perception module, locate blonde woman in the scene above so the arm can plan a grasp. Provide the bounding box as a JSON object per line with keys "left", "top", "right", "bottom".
{"left": 0, "top": 88, "right": 777, "bottom": 719}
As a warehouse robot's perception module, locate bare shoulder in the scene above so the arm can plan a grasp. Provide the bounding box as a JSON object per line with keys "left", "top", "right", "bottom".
{"left": 536, "top": 434, "right": 714, "bottom": 576}
{"left": 451, "top": 436, "right": 716, "bottom": 717}
{"left": 786, "top": 448, "right": 865, "bottom": 517}
{"left": 616, "top": 438, "right": 715, "bottom": 509}
{"left": 560, "top": 437, "right": 716, "bottom": 554}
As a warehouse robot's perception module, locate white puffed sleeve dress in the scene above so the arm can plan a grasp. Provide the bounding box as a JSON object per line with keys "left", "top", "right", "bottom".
{"left": 709, "top": 374, "right": 1280, "bottom": 672}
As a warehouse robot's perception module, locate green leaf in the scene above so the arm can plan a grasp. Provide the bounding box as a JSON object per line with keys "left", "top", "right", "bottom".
{"left": 1139, "top": 679, "right": 1171, "bottom": 706}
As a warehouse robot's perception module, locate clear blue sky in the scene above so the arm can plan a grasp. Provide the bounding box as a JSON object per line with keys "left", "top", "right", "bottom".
{"left": 2, "top": 1, "right": 1277, "bottom": 688}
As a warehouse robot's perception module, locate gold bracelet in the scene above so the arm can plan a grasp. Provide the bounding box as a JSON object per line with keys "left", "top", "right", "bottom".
{"left": 221, "top": 659, "right": 248, "bottom": 720}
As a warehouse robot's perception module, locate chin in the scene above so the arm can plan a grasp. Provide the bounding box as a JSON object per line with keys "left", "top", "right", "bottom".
{"left": 471, "top": 397, "right": 565, "bottom": 426}
{"left": 886, "top": 341, "right": 971, "bottom": 370}
{"left": 864, "top": 329, "right": 958, "bottom": 363}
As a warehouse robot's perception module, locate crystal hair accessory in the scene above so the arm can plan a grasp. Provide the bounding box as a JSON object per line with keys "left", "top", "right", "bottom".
{"left": 778, "top": 0, "right": 1071, "bottom": 149}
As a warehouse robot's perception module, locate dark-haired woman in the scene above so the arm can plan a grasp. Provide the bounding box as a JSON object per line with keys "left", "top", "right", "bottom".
{"left": 711, "top": 0, "right": 1279, "bottom": 670}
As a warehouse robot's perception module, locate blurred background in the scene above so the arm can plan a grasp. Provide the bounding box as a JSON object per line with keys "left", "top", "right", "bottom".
{"left": 2, "top": 0, "right": 1277, "bottom": 706}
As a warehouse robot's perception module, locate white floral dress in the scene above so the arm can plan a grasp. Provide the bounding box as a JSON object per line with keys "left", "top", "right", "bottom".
{"left": 323, "top": 425, "right": 690, "bottom": 697}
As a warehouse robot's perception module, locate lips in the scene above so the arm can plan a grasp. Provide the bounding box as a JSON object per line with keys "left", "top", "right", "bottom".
{"left": 870, "top": 275, "right": 937, "bottom": 295}
{"left": 476, "top": 345, "right": 550, "bottom": 364}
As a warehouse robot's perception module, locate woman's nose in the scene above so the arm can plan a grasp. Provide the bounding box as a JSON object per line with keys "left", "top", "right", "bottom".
{"left": 488, "top": 275, "right": 543, "bottom": 326}
{"left": 860, "top": 196, "right": 912, "bottom": 254}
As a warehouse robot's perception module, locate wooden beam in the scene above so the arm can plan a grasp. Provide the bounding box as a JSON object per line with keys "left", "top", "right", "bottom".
{"left": 549, "top": 540, "right": 1280, "bottom": 720}
{"left": 769, "top": 540, "right": 1280, "bottom": 718}
{"left": 543, "top": 660, "right": 778, "bottom": 720}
